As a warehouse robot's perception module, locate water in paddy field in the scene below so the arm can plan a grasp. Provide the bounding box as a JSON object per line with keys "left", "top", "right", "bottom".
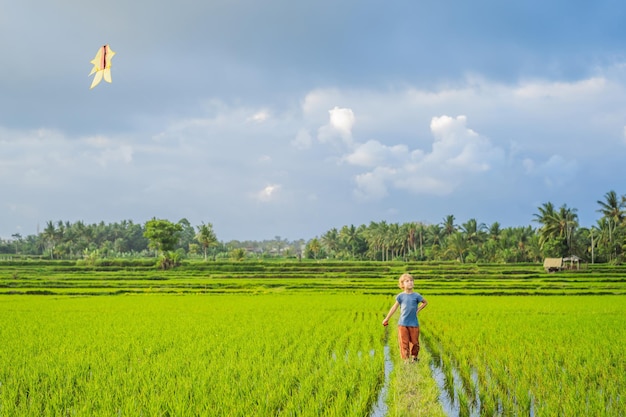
{"left": 429, "top": 355, "right": 482, "bottom": 417}
{"left": 369, "top": 345, "right": 392, "bottom": 417}
{"left": 429, "top": 354, "right": 536, "bottom": 417}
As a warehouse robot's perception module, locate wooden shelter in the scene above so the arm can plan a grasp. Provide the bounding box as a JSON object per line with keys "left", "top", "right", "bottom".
{"left": 543, "top": 258, "right": 563, "bottom": 272}
{"left": 543, "top": 256, "right": 585, "bottom": 272}
{"left": 562, "top": 255, "right": 583, "bottom": 270}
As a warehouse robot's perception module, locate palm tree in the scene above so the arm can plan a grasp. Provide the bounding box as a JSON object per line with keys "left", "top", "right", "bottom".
{"left": 460, "top": 218, "right": 487, "bottom": 246}
{"left": 321, "top": 228, "right": 340, "bottom": 258}
{"left": 444, "top": 232, "right": 468, "bottom": 263}
{"left": 596, "top": 190, "right": 625, "bottom": 261}
{"left": 386, "top": 223, "right": 402, "bottom": 260}
{"left": 42, "top": 221, "right": 57, "bottom": 259}
{"left": 404, "top": 222, "right": 418, "bottom": 258}
{"left": 363, "top": 221, "right": 388, "bottom": 261}
{"left": 307, "top": 238, "right": 322, "bottom": 259}
{"left": 512, "top": 226, "right": 535, "bottom": 262}
{"left": 195, "top": 222, "right": 218, "bottom": 261}
{"left": 339, "top": 225, "right": 360, "bottom": 259}
{"left": 441, "top": 215, "right": 457, "bottom": 237}
{"left": 426, "top": 224, "right": 443, "bottom": 260}
{"left": 488, "top": 222, "right": 502, "bottom": 242}
{"left": 534, "top": 202, "right": 578, "bottom": 257}
{"left": 533, "top": 201, "right": 557, "bottom": 247}
{"left": 11, "top": 233, "right": 22, "bottom": 255}
{"left": 556, "top": 204, "right": 578, "bottom": 253}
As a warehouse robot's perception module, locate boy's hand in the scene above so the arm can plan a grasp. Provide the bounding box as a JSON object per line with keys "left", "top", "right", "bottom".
{"left": 382, "top": 319, "right": 389, "bottom": 326}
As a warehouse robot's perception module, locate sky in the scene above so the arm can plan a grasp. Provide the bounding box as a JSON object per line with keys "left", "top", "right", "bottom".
{"left": 1, "top": 0, "right": 626, "bottom": 242}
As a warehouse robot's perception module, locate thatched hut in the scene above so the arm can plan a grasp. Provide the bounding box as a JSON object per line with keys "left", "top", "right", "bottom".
{"left": 543, "top": 258, "right": 563, "bottom": 272}
{"left": 544, "top": 256, "right": 585, "bottom": 272}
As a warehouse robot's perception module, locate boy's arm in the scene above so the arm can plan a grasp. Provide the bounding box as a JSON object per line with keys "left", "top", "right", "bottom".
{"left": 417, "top": 298, "right": 428, "bottom": 313}
{"left": 382, "top": 301, "right": 400, "bottom": 326}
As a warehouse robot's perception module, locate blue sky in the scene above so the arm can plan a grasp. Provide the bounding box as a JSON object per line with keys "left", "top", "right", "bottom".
{"left": 1, "top": 0, "right": 625, "bottom": 241}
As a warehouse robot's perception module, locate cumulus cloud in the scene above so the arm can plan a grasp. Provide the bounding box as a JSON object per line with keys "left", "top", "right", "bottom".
{"left": 3, "top": 66, "right": 626, "bottom": 239}
{"left": 317, "top": 107, "right": 355, "bottom": 146}
{"left": 354, "top": 167, "right": 395, "bottom": 201}
{"left": 343, "top": 140, "right": 408, "bottom": 168}
{"left": 332, "top": 112, "right": 505, "bottom": 200}
{"left": 429, "top": 115, "right": 503, "bottom": 172}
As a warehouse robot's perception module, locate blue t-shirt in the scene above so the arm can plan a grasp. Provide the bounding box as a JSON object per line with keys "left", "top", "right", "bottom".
{"left": 396, "top": 292, "right": 424, "bottom": 327}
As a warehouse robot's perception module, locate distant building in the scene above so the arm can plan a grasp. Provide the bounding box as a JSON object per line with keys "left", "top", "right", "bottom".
{"left": 543, "top": 256, "right": 584, "bottom": 272}
{"left": 543, "top": 258, "right": 563, "bottom": 272}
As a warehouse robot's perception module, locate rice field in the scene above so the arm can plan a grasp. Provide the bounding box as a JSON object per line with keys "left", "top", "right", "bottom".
{"left": 1, "top": 260, "right": 625, "bottom": 416}
{"left": 420, "top": 295, "right": 626, "bottom": 416}
{"left": 0, "top": 294, "right": 389, "bottom": 416}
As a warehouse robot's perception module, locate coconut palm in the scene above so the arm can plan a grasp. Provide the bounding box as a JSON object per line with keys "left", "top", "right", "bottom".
{"left": 339, "top": 224, "right": 359, "bottom": 258}
{"left": 321, "top": 228, "right": 340, "bottom": 258}
{"left": 444, "top": 232, "right": 469, "bottom": 263}
{"left": 533, "top": 202, "right": 579, "bottom": 257}
{"left": 488, "top": 222, "right": 502, "bottom": 242}
{"left": 441, "top": 215, "right": 457, "bottom": 237}
{"left": 42, "top": 221, "right": 57, "bottom": 259}
{"left": 460, "top": 218, "right": 487, "bottom": 245}
{"left": 195, "top": 222, "right": 218, "bottom": 261}
{"left": 596, "top": 190, "right": 626, "bottom": 261}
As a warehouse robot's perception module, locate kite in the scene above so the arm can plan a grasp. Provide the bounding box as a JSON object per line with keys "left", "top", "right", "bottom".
{"left": 89, "top": 44, "right": 115, "bottom": 89}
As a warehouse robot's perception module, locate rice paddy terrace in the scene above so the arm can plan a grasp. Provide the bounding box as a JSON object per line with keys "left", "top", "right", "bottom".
{"left": 1, "top": 259, "right": 625, "bottom": 296}
{"left": 1, "top": 260, "right": 624, "bottom": 416}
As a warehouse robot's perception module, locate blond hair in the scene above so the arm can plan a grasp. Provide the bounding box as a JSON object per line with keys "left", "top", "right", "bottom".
{"left": 398, "top": 273, "right": 414, "bottom": 289}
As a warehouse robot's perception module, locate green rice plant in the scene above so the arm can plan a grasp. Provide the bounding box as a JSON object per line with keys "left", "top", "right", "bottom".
{"left": 0, "top": 294, "right": 393, "bottom": 416}
{"left": 420, "top": 295, "right": 626, "bottom": 416}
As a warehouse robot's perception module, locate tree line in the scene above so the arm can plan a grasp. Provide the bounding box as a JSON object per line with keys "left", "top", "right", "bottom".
{"left": 1, "top": 190, "right": 625, "bottom": 264}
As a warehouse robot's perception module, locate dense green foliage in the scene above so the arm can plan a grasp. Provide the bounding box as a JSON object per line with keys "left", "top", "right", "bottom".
{"left": 2, "top": 189, "right": 626, "bottom": 263}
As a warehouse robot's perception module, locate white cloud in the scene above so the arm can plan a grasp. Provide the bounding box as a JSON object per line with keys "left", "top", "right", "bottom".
{"left": 343, "top": 140, "right": 408, "bottom": 168}
{"left": 3, "top": 65, "right": 626, "bottom": 239}
{"left": 353, "top": 168, "right": 395, "bottom": 201}
{"left": 429, "top": 115, "right": 503, "bottom": 172}
{"left": 329, "top": 107, "right": 355, "bottom": 137}
{"left": 247, "top": 110, "right": 271, "bottom": 123}
{"left": 84, "top": 135, "right": 134, "bottom": 166}
{"left": 318, "top": 107, "right": 355, "bottom": 146}
{"left": 514, "top": 77, "right": 607, "bottom": 100}
{"left": 336, "top": 112, "right": 505, "bottom": 200}
{"left": 256, "top": 184, "right": 281, "bottom": 202}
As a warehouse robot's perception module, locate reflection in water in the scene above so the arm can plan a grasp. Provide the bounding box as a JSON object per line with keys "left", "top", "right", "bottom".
{"left": 429, "top": 355, "right": 482, "bottom": 417}
{"left": 370, "top": 345, "right": 392, "bottom": 417}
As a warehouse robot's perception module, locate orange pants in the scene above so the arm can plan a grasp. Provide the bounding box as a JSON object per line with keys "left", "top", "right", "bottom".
{"left": 398, "top": 326, "right": 420, "bottom": 360}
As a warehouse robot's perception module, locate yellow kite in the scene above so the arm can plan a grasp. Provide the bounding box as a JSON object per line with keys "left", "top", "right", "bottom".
{"left": 89, "top": 44, "right": 115, "bottom": 89}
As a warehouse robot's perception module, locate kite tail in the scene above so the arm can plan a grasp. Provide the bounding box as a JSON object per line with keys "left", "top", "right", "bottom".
{"left": 103, "top": 68, "right": 113, "bottom": 84}
{"left": 90, "top": 71, "right": 104, "bottom": 89}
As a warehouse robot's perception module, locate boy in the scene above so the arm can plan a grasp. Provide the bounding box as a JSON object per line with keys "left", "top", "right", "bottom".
{"left": 382, "top": 273, "right": 428, "bottom": 362}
